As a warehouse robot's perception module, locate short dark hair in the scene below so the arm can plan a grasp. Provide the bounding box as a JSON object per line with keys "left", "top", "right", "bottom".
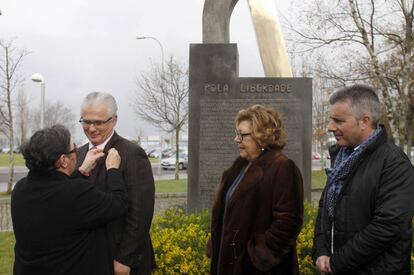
{"left": 22, "top": 125, "right": 72, "bottom": 173}
{"left": 329, "top": 84, "right": 381, "bottom": 127}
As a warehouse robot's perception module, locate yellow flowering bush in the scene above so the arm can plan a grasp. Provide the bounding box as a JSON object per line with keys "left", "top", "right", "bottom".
{"left": 297, "top": 203, "right": 318, "bottom": 274}
{"left": 151, "top": 208, "right": 211, "bottom": 274}
{"left": 151, "top": 205, "right": 414, "bottom": 274}
{"left": 412, "top": 219, "right": 414, "bottom": 274}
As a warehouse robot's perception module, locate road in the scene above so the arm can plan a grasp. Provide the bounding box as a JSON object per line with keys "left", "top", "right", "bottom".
{"left": 0, "top": 164, "right": 187, "bottom": 192}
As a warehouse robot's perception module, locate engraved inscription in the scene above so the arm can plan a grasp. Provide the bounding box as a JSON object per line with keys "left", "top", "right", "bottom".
{"left": 204, "top": 83, "right": 230, "bottom": 93}
{"left": 240, "top": 83, "right": 292, "bottom": 93}
{"left": 198, "top": 98, "right": 305, "bottom": 207}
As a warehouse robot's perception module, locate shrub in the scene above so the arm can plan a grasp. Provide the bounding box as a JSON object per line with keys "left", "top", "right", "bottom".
{"left": 150, "top": 205, "right": 414, "bottom": 275}
{"left": 297, "top": 203, "right": 319, "bottom": 274}
{"left": 150, "top": 208, "right": 211, "bottom": 274}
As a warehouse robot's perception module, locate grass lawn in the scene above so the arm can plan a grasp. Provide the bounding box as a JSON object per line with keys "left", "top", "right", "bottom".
{"left": 155, "top": 179, "right": 187, "bottom": 193}
{"left": 0, "top": 232, "right": 14, "bottom": 275}
{"left": 0, "top": 154, "right": 157, "bottom": 167}
{"left": 311, "top": 170, "right": 327, "bottom": 190}
{"left": 0, "top": 153, "right": 24, "bottom": 167}
{"left": 148, "top": 157, "right": 159, "bottom": 164}
{"left": 0, "top": 154, "right": 327, "bottom": 190}
{"left": 0, "top": 172, "right": 324, "bottom": 197}
{"left": 0, "top": 192, "right": 11, "bottom": 198}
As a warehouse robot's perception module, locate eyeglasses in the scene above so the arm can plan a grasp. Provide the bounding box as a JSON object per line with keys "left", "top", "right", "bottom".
{"left": 234, "top": 129, "right": 252, "bottom": 141}
{"left": 79, "top": 117, "right": 113, "bottom": 127}
{"left": 65, "top": 144, "right": 77, "bottom": 155}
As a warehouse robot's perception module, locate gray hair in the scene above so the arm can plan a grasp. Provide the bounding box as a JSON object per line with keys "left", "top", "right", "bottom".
{"left": 81, "top": 92, "right": 118, "bottom": 117}
{"left": 329, "top": 84, "right": 381, "bottom": 127}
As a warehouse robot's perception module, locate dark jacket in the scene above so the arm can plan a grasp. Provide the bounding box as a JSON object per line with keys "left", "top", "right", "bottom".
{"left": 208, "top": 149, "right": 304, "bottom": 275}
{"left": 11, "top": 169, "right": 128, "bottom": 275}
{"left": 77, "top": 132, "right": 155, "bottom": 275}
{"left": 312, "top": 128, "right": 414, "bottom": 274}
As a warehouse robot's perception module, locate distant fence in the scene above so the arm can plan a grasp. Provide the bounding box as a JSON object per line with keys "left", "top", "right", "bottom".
{"left": 0, "top": 193, "right": 187, "bottom": 232}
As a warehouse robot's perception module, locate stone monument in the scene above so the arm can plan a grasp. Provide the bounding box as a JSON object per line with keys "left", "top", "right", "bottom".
{"left": 188, "top": 0, "right": 312, "bottom": 211}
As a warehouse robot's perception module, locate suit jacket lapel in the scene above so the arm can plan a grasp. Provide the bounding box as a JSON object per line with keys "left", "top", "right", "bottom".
{"left": 77, "top": 132, "right": 121, "bottom": 186}
{"left": 90, "top": 132, "right": 121, "bottom": 185}
{"left": 103, "top": 132, "right": 120, "bottom": 153}
{"left": 77, "top": 143, "right": 89, "bottom": 168}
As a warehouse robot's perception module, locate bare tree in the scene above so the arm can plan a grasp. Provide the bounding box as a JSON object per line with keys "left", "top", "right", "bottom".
{"left": 0, "top": 39, "right": 29, "bottom": 194}
{"left": 288, "top": 0, "right": 414, "bottom": 160}
{"left": 15, "top": 88, "right": 30, "bottom": 147}
{"left": 32, "top": 100, "right": 77, "bottom": 134}
{"left": 132, "top": 56, "right": 189, "bottom": 180}
{"left": 294, "top": 55, "right": 332, "bottom": 168}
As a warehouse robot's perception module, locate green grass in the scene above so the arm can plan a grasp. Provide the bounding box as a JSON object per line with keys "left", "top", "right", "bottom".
{"left": 0, "top": 172, "right": 324, "bottom": 196}
{"left": 311, "top": 170, "right": 327, "bottom": 190}
{"left": 0, "top": 153, "right": 24, "bottom": 167}
{"left": 154, "top": 172, "right": 326, "bottom": 193}
{"left": 155, "top": 179, "right": 187, "bottom": 193}
{"left": 0, "top": 192, "right": 11, "bottom": 198}
{"left": 0, "top": 180, "right": 187, "bottom": 196}
{"left": 0, "top": 232, "right": 14, "bottom": 275}
{"left": 148, "top": 157, "right": 160, "bottom": 164}
{"left": 0, "top": 154, "right": 327, "bottom": 190}
{"left": 0, "top": 154, "right": 157, "bottom": 167}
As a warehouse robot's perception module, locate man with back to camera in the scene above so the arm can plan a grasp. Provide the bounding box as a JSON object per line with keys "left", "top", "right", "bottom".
{"left": 312, "top": 84, "right": 414, "bottom": 274}
{"left": 77, "top": 92, "right": 155, "bottom": 275}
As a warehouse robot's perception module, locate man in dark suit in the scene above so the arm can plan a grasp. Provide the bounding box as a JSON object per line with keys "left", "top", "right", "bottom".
{"left": 12, "top": 125, "right": 127, "bottom": 275}
{"left": 77, "top": 92, "right": 155, "bottom": 275}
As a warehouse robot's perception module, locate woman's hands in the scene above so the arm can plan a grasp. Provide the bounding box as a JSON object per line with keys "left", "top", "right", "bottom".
{"left": 106, "top": 148, "right": 121, "bottom": 170}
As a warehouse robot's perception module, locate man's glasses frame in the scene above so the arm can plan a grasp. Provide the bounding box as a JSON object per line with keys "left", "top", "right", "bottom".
{"left": 234, "top": 129, "right": 252, "bottom": 141}
{"left": 79, "top": 117, "right": 113, "bottom": 127}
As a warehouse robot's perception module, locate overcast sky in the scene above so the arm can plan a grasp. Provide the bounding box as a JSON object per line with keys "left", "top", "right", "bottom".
{"left": 1, "top": 0, "right": 293, "bottom": 142}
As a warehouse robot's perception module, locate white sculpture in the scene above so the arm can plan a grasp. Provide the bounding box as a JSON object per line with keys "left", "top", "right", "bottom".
{"left": 203, "top": 0, "right": 292, "bottom": 77}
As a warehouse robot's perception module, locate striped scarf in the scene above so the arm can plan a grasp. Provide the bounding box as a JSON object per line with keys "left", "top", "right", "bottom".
{"left": 325, "top": 126, "right": 383, "bottom": 219}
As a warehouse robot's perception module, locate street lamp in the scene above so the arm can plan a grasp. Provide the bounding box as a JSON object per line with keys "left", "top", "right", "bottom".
{"left": 136, "top": 36, "right": 165, "bottom": 175}
{"left": 136, "top": 36, "right": 165, "bottom": 70}
{"left": 31, "top": 73, "right": 45, "bottom": 129}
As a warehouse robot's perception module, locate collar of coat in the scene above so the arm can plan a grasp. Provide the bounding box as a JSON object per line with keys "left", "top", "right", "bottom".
{"left": 328, "top": 124, "right": 388, "bottom": 165}
{"left": 211, "top": 148, "right": 283, "bottom": 230}
{"left": 77, "top": 131, "right": 122, "bottom": 166}
{"left": 222, "top": 147, "right": 283, "bottom": 180}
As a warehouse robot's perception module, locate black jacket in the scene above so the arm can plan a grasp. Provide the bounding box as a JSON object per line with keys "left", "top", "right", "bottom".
{"left": 11, "top": 169, "right": 128, "bottom": 275}
{"left": 312, "top": 127, "right": 414, "bottom": 274}
{"left": 77, "top": 132, "right": 155, "bottom": 275}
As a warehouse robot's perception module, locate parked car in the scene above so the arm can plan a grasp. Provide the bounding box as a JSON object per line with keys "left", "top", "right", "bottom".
{"left": 312, "top": 152, "right": 321, "bottom": 160}
{"left": 161, "top": 153, "right": 188, "bottom": 170}
{"left": 145, "top": 147, "right": 157, "bottom": 157}
{"left": 161, "top": 148, "right": 174, "bottom": 158}
{"left": 2, "top": 147, "right": 20, "bottom": 153}
{"left": 148, "top": 148, "right": 162, "bottom": 158}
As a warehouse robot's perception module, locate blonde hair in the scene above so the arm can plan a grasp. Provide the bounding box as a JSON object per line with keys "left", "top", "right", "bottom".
{"left": 235, "top": 104, "right": 286, "bottom": 149}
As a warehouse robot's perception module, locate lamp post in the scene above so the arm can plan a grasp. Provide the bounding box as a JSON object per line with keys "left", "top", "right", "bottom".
{"left": 31, "top": 73, "right": 45, "bottom": 129}
{"left": 136, "top": 36, "right": 165, "bottom": 175}
{"left": 136, "top": 36, "right": 165, "bottom": 71}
